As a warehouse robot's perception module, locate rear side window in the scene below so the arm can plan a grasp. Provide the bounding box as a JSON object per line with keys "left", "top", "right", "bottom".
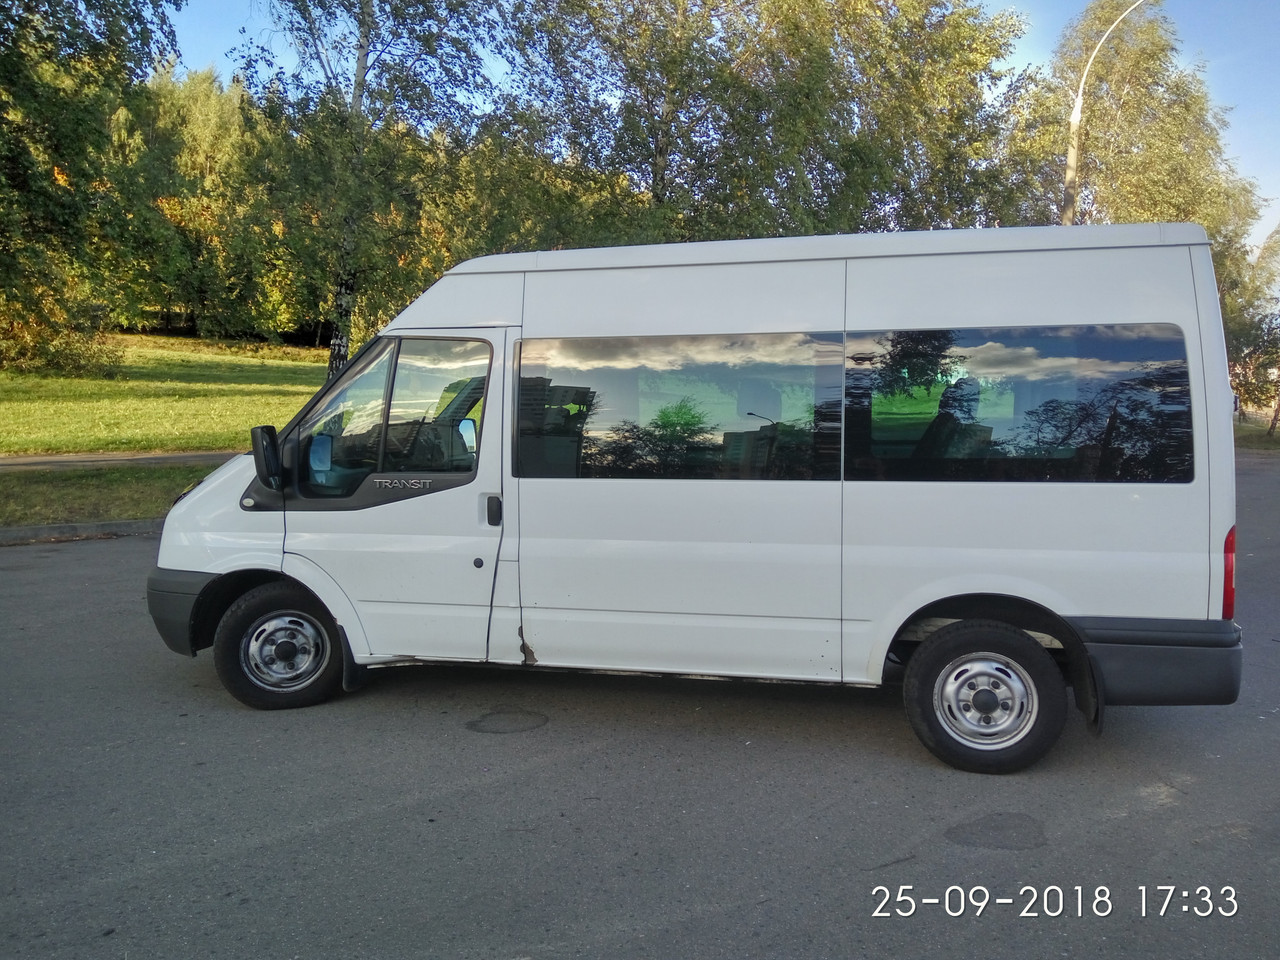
{"left": 517, "top": 333, "right": 843, "bottom": 479}
{"left": 844, "top": 324, "right": 1193, "bottom": 482}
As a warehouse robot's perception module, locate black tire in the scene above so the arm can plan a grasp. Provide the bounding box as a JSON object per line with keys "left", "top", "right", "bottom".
{"left": 213, "top": 581, "right": 344, "bottom": 710}
{"left": 903, "top": 619, "right": 1067, "bottom": 774}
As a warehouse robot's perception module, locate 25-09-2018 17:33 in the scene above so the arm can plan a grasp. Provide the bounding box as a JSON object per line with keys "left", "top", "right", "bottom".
{"left": 871, "top": 884, "right": 1240, "bottom": 918}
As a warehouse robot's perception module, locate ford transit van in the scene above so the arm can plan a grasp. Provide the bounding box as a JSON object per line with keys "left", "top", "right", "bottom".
{"left": 147, "top": 223, "right": 1241, "bottom": 773}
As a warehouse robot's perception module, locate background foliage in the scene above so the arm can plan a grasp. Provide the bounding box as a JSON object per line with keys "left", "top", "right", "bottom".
{"left": 1, "top": 0, "right": 1276, "bottom": 414}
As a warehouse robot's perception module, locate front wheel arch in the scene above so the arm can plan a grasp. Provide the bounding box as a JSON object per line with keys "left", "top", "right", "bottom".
{"left": 190, "top": 570, "right": 288, "bottom": 654}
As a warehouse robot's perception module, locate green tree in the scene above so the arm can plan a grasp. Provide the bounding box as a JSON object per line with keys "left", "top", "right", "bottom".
{"left": 1, "top": 0, "right": 182, "bottom": 372}
{"left": 424, "top": 111, "right": 642, "bottom": 261}
{"left": 84, "top": 66, "right": 257, "bottom": 335}
{"left": 506, "top": 0, "right": 1032, "bottom": 240}
{"left": 837, "top": 0, "right": 1031, "bottom": 230}
{"left": 239, "top": 0, "right": 502, "bottom": 374}
{"left": 1044, "top": 0, "right": 1258, "bottom": 230}
{"left": 508, "top": 0, "right": 749, "bottom": 242}
{"left": 1035, "top": 0, "right": 1273, "bottom": 422}
{"left": 1223, "top": 225, "right": 1280, "bottom": 431}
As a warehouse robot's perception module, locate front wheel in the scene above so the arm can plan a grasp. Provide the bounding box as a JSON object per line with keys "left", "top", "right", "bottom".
{"left": 213, "top": 582, "right": 344, "bottom": 710}
{"left": 903, "top": 619, "right": 1067, "bottom": 774}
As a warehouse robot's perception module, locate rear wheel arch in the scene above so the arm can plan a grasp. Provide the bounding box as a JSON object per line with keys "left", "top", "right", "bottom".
{"left": 886, "top": 594, "right": 1096, "bottom": 720}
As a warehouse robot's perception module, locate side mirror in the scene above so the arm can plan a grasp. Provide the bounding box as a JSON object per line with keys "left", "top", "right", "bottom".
{"left": 308, "top": 433, "right": 333, "bottom": 475}
{"left": 250, "top": 425, "right": 283, "bottom": 491}
{"left": 459, "top": 418, "right": 478, "bottom": 453}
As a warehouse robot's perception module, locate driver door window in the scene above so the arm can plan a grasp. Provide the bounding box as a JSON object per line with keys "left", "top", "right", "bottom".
{"left": 296, "top": 338, "right": 491, "bottom": 499}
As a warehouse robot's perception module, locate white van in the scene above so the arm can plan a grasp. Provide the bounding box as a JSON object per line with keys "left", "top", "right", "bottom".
{"left": 147, "top": 223, "right": 1241, "bottom": 773}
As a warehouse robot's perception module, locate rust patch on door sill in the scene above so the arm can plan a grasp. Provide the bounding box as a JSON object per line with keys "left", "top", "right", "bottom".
{"left": 518, "top": 627, "right": 538, "bottom": 665}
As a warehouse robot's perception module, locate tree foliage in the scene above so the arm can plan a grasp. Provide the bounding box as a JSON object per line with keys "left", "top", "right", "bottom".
{"left": 3, "top": 0, "right": 1276, "bottom": 395}
{"left": 1, "top": 0, "right": 182, "bottom": 371}
{"left": 1224, "top": 226, "right": 1280, "bottom": 426}
{"left": 1012, "top": 0, "right": 1276, "bottom": 410}
{"left": 506, "top": 0, "right": 1032, "bottom": 240}
{"left": 1045, "top": 1, "right": 1257, "bottom": 233}
{"left": 237, "top": 0, "right": 503, "bottom": 372}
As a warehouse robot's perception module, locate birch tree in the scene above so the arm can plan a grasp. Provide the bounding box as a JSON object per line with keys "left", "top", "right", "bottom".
{"left": 241, "top": 0, "right": 500, "bottom": 373}
{"left": 506, "top": 0, "right": 1031, "bottom": 240}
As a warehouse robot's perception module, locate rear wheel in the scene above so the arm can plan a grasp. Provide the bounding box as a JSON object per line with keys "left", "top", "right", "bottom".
{"left": 213, "top": 582, "right": 343, "bottom": 710}
{"left": 903, "top": 619, "right": 1067, "bottom": 774}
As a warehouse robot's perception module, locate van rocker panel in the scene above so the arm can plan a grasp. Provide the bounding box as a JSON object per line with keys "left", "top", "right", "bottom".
{"left": 1069, "top": 616, "right": 1241, "bottom": 706}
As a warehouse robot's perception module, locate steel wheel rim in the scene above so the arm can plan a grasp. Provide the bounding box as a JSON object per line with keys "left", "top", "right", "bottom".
{"left": 933, "top": 652, "right": 1038, "bottom": 750}
{"left": 240, "top": 611, "right": 330, "bottom": 692}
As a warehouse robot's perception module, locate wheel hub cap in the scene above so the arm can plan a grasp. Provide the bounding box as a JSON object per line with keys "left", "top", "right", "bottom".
{"left": 934, "top": 653, "right": 1038, "bottom": 750}
{"left": 241, "top": 613, "right": 328, "bottom": 692}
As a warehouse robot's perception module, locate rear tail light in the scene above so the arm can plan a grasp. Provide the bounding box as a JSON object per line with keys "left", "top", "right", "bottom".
{"left": 1223, "top": 526, "right": 1236, "bottom": 621}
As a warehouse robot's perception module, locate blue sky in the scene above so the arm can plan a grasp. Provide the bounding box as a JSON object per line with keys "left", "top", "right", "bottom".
{"left": 170, "top": 0, "right": 1280, "bottom": 247}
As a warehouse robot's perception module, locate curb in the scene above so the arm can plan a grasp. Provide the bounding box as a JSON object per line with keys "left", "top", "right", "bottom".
{"left": 0, "top": 518, "right": 163, "bottom": 547}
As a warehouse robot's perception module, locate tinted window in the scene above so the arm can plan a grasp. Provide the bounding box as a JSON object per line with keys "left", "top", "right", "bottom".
{"left": 844, "top": 324, "right": 1193, "bottom": 482}
{"left": 517, "top": 333, "right": 843, "bottom": 480}
{"left": 297, "top": 338, "right": 490, "bottom": 498}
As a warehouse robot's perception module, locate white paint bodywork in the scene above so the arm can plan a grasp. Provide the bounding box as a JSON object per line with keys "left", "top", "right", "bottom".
{"left": 156, "top": 454, "right": 283, "bottom": 574}
{"left": 156, "top": 223, "right": 1234, "bottom": 687}
{"left": 516, "top": 478, "right": 842, "bottom": 679}
{"left": 838, "top": 242, "right": 1216, "bottom": 682}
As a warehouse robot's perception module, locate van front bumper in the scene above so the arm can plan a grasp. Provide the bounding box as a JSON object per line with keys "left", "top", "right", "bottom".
{"left": 1068, "top": 617, "right": 1242, "bottom": 706}
{"left": 147, "top": 567, "right": 218, "bottom": 657}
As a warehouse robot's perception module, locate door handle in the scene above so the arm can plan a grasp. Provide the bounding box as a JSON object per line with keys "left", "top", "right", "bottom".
{"left": 486, "top": 495, "right": 503, "bottom": 526}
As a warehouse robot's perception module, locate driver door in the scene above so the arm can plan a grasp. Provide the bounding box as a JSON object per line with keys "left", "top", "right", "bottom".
{"left": 282, "top": 330, "right": 510, "bottom": 660}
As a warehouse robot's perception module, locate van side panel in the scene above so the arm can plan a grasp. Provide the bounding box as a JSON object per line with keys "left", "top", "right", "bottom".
{"left": 522, "top": 260, "right": 845, "bottom": 338}
{"left": 841, "top": 245, "right": 1211, "bottom": 683}
{"left": 517, "top": 479, "right": 842, "bottom": 678}
{"left": 388, "top": 271, "right": 525, "bottom": 330}
{"left": 516, "top": 259, "right": 845, "bottom": 680}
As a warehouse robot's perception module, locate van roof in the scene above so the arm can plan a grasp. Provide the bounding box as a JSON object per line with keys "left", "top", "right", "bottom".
{"left": 448, "top": 222, "right": 1208, "bottom": 275}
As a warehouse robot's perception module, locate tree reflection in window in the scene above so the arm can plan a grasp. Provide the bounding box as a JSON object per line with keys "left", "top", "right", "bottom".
{"left": 845, "top": 324, "right": 1194, "bottom": 483}
{"left": 517, "top": 333, "right": 843, "bottom": 480}
{"left": 1002, "top": 360, "right": 1192, "bottom": 481}
{"left": 582, "top": 397, "right": 721, "bottom": 478}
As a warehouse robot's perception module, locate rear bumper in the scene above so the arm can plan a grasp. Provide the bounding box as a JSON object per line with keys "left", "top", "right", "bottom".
{"left": 1068, "top": 616, "right": 1242, "bottom": 706}
{"left": 147, "top": 567, "right": 218, "bottom": 657}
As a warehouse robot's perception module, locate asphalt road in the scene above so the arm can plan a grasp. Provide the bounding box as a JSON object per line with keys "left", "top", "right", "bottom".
{"left": 2, "top": 455, "right": 1277, "bottom": 959}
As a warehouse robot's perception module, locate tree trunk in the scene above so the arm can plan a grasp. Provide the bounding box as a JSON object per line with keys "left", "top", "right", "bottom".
{"left": 318, "top": 3, "right": 374, "bottom": 382}
{"left": 1268, "top": 392, "right": 1280, "bottom": 437}
{"left": 326, "top": 270, "right": 355, "bottom": 379}
{"left": 326, "top": 213, "right": 360, "bottom": 379}
{"left": 326, "top": 327, "right": 350, "bottom": 379}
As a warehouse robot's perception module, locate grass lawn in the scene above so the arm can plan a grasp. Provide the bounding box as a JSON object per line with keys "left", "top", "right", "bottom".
{"left": 1233, "top": 410, "right": 1280, "bottom": 453}
{"left": 0, "top": 334, "right": 327, "bottom": 456}
{"left": 0, "top": 464, "right": 216, "bottom": 528}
